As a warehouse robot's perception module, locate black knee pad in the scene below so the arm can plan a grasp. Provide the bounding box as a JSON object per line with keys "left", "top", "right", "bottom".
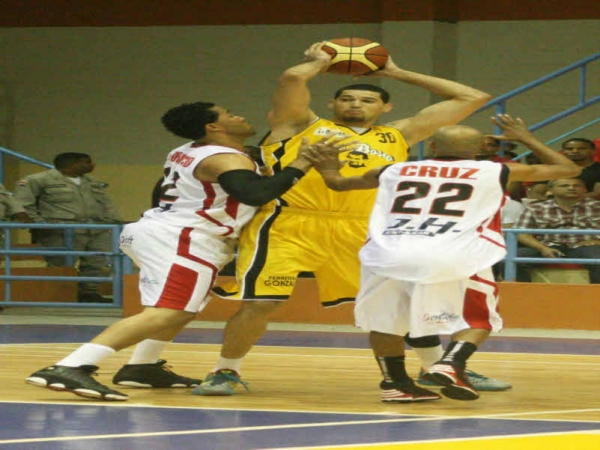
{"left": 404, "top": 334, "right": 441, "bottom": 348}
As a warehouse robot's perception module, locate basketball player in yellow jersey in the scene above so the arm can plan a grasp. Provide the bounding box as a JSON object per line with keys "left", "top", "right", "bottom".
{"left": 196, "top": 42, "right": 508, "bottom": 398}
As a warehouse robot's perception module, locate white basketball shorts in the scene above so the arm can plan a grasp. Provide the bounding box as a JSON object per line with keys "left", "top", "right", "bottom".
{"left": 354, "top": 266, "right": 502, "bottom": 337}
{"left": 119, "top": 219, "right": 235, "bottom": 313}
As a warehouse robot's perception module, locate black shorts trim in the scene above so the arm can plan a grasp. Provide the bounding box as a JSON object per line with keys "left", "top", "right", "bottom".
{"left": 322, "top": 297, "right": 356, "bottom": 307}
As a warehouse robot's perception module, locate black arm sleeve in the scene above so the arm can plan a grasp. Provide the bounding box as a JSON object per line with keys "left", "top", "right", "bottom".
{"left": 217, "top": 167, "right": 306, "bottom": 206}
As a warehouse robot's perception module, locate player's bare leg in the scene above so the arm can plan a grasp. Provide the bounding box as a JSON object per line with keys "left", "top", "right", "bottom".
{"left": 193, "top": 300, "right": 283, "bottom": 396}
{"left": 91, "top": 308, "right": 196, "bottom": 351}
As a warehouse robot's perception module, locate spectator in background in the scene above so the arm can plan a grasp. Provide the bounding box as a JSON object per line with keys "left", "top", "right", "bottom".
{"left": 521, "top": 153, "right": 549, "bottom": 205}
{"left": 477, "top": 136, "right": 516, "bottom": 163}
{"left": 520, "top": 139, "right": 600, "bottom": 203}
{"left": 513, "top": 177, "right": 600, "bottom": 284}
{"left": 14, "top": 153, "right": 122, "bottom": 303}
{"left": 477, "top": 136, "right": 522, "bottom": 199}
{"left": 560, "top": 138, "right": 600, "bottom": 200}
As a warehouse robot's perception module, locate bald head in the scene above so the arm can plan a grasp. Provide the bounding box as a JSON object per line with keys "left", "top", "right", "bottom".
{"left": 429, "top": 125, "right": 484, "bottom": 159}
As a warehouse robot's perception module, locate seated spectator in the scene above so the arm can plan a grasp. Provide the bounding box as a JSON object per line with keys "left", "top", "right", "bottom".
{"left": 520, "top": 153, "right": 548, "bottom": 205}
{"left": 512, "top": 178, "right": 600, "bottom": 284}
{"left": 561, "top": 138, "right": 600, "bottom": 200}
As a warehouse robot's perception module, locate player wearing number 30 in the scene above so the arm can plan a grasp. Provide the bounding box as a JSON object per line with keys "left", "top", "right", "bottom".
{"left": 304, "top": 114, "right": 581, "bottom": 401}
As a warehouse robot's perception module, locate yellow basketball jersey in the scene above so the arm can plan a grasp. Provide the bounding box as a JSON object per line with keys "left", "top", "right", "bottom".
{"left": 261, "top": 118, "right": 409, "bottom": 215}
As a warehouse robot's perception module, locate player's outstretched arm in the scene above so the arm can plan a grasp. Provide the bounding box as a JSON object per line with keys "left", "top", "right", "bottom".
{"left": 301, "top": 137, "right": 381, "bottom": 191}
{"left": 194, "top": 152, "right": 312, "bottom": 207}
{"left": 267, "top": 42, "right": 332, "bottom": 142}
{"left": 373, "top": 56, "right": 491, "bottom": 146}
{"left": 491, "top": 114, "right": 582, "bottom": 182}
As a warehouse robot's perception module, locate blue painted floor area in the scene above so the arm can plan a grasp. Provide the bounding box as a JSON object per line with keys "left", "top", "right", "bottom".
{"left": 1, "top": 324, "right": 599, "bottom": 355}
{"left": 0, "top": 402, "right": 413, "bottom": 440}
{"left": 1, "top": 402, "right": 598, "bottom": 450}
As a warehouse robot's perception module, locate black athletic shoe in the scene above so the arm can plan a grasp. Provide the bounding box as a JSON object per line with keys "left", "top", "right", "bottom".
{"left": 380, "top": 379, "right": 442, "bottom": 403}
{"left": 112, "top": 359, "right": 200, "bottom": 388}
{"left": 26, "top": 365, "right": 128, "bottom": 401}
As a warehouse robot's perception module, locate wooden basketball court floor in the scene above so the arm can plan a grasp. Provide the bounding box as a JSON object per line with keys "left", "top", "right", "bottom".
{"left": 0, "top": 310, "right": 598, "bottom": 449}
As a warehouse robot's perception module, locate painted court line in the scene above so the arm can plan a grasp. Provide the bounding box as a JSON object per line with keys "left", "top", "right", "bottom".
{"left": 0, "top": 416, "right": 461, "bottom": 445}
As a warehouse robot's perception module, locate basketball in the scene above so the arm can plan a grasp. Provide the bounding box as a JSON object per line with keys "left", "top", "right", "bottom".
{"left": 322, "top": 38, "right": 389, "bottom": 76}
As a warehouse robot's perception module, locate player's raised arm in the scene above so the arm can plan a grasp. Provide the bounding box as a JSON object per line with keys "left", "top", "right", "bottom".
{"left": 489, "top": 114, "right": 581, "bottom": 182}
{"left": 373, "top": 56, "right": 491, "bottom": 146}
{"left": 267, "top": 42, "right": 332, "bottom": 143}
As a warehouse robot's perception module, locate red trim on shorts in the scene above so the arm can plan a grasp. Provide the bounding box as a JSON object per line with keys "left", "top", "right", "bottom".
{"left": 463, "top": 287, "right": 492, "bottom": 330}
{"left": 156, "top": 263, "right": 198, "bottom": 309}
{"left": 479, "top": 234, "right": 505, "bottom": 249}
{"left": 155, "top": 227, "right": 220, "bottom": 309}
{"left": 177, "top": 227, "right": 219, "bottom": 275}
{"left": 471, "top": 273, "right": 499, "bottom": 297}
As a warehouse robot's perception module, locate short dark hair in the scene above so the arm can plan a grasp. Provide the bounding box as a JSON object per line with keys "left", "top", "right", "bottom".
{"left": 161, "top": 102, "right": 218, "bottom": 140}
{"left": 561, "top": 137, "right": 595, "bottom": 149}
{"left": 334, "top": 84, "right": 390, "bottom": 103}
{"left": 53, "top": 152, "right": 90, "bottom": 169}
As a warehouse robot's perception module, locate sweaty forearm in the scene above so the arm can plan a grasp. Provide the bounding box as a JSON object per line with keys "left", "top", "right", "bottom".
{"left": 385, "top": 68, "right": 490, "bottom": 101}
{"left": 218, "top": 167, "right": 306, "bottom": 206}
{"left": 281, "top": 59, "right": 330, "bottom": 82}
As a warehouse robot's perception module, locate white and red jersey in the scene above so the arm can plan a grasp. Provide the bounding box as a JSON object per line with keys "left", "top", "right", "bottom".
{"left": 359, "top": 158, "right": 507, "bottom": 283}
{"left": 143, "top": 142, "right": 259, "bottom": 239}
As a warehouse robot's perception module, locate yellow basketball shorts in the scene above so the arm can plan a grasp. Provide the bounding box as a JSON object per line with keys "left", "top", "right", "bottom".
{"left": 213, "top": 207, "right": 368, "bottom": 306}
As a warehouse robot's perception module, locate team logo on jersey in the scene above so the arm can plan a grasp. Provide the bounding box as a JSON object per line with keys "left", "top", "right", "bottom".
{"left": 422, "top": 312, "right": 460, "bottom": 323}
{"left": 346, "top": 151, "right": 368, "bottom": 168}
{"left": 383, "top": 218, "right": 460, "bottom": 237}
{"left": 313, "top": 128, "right": 394, "bottom": 162}
{"left": 314, "top": 127, "right": 346, "bottom": 138}
{"left": 354, "top": 143, "right": 394, "bottom": 162}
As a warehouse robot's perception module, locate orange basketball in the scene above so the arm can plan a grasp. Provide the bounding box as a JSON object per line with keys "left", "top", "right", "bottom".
{"left": 322, "top": 38, "right": 389, "bottom": 75}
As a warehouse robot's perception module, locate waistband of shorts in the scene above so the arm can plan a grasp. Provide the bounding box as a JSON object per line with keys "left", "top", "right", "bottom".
{"left": 276, "top": 206, "right": 369, "bottom": 220}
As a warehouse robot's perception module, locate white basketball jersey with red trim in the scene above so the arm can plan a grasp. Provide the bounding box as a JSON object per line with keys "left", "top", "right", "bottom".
{"left": 359, "top": 159, "right": 506, "bottom": 283}
{"left": 143, "top": 142, "right": 258, "bottom": 238}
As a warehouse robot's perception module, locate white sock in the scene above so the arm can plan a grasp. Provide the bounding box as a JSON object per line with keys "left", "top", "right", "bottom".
{"left": 413, "top": 345, "right": 444, "bottom": 370}
{"left": 57, "top": 343, "right": 116, "bottom": 367}
{"left": 127, "top": 339, "right": 169, "bottom": 365}
{"left": 213, "top": 357, "right": 243, "bottom": 374}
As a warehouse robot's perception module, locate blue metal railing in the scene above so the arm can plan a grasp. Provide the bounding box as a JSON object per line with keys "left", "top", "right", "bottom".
{"left": 0, "top": 223, "right": 131, "bottom": 307}
{"left": 0, "top": 146, "right": 53, "bottom": 184}
{"left": 478, "top": 52, "right": 600, "bottom": 136}
{"left": 503, "top": 228, "right": 600, "bottom": 281}
{"left": 416, "top": 52, "right": 600, "bottom": 160}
